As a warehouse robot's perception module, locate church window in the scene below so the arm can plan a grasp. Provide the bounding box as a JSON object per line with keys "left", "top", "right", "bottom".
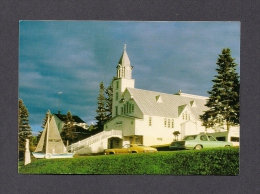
{"left": 121, "top": 107, "right": 123, "bottom": 114}
{"left": 149, "top": 117, "right": 152, "bottom": 126}
{"left": 164, "top": 118, "right": 167, "bottom": 127}
{"left": 131, "top": 104, "right": 134, "bottom": 113}
{"left": 116, "top": 81, "right": 119, "bottom": 90}
{"left": 115, "top": 106, "right": 118, "bottom": 116}
{"left": 129, "top": 103, "right": 131, "bottom": 113}
{"left": 116, "top": 92, "right": 119, "bottom": 101}
{"left": 171, "top": 119, "right": 174, "bottom": 128}
{"left": 122, "top": 67, "right": 125, "bottom": 77}
{"left": 126, "top": 102, "right": 129, "bottom": 113}
{"left": 168, "top": 119, "right": 170, "bottom": 128}
{"left": 123, "top": 104, "right": 126, "bottom": 114}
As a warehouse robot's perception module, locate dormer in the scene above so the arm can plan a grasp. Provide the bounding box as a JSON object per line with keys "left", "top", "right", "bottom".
{"left": 190, "top": 100, "right": 197, "bottom": 107}
{"left": 155, "top": 95, "right": 163, "bottom": 103}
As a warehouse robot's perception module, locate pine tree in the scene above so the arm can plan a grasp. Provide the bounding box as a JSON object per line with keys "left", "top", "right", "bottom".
{"left": 36, "top": 112, "right": 49, "bottom": 144}
{"left": 95, "top": 82, "right": 107, "bottom": 131}
{"left": 41, "top": 111, "right": 49, "bottom": 129}
{"left": 61, "top": 111, "right": 77, "bottom": 145}
{"left": 18, "top": 99, "right": 32, "bottom": 158}
{"left": 200, "top": 48, "right": 240, "bottom": 131}
{"left": 105, "top": 82, "right": 113, "bottom": 120}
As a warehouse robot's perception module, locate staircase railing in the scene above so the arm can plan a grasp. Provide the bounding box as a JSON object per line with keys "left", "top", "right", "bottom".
{"left": 67, "top": 129, "right": 122, "bottom": 152}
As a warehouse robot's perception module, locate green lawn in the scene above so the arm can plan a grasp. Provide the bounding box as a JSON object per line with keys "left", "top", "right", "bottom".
{"left": 19, "top": 148, "right": 239, "bottom": 175}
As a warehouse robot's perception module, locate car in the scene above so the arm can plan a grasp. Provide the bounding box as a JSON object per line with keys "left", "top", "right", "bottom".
{"left": 104, "top": 144, "right": 158, "bottom": 155}
{"left": 169, "top": 133, "right": 233, "bottom": 150}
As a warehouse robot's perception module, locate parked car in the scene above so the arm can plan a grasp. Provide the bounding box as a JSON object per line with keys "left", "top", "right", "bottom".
{"left": 104, "top": 144, "right": 158, "bottom": 155}
{"left": 169, "top": 133, "right": 233, "bottom": 150}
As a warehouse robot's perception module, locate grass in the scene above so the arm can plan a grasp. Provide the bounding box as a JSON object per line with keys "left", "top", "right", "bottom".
{"left": 19, "top": 147, "right": 239, "bottom": 175}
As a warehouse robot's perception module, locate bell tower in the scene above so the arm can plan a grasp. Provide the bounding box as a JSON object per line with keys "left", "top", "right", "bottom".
{"left": 112, "top": 45, "right": 135, "bottom": 117}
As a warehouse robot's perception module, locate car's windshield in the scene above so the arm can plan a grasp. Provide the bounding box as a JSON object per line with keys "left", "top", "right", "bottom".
{"left": 183, "top": 135, "right": 197, "bottom": 140}
{"left": 122, "top": 144, "right": 130, "bottom": 148}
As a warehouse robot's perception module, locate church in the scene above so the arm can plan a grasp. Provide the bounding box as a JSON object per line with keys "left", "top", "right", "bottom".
{"left": 69, "top": 45, "right": 239, "bottom": 154}
{"left": 103, "top": 45, "right": 215, "bottom": 148}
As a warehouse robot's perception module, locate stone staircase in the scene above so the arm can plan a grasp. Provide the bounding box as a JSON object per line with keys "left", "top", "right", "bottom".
{"left": 67, "top": 129, "right": 122, "bottom": 154}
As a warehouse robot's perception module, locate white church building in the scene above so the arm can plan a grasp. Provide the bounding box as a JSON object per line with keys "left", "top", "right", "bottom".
{"left": 68, "top": 45, "right": 239, "bottom": 154}
{"left": 104, "top": 45, "right": 214, "bottom": 148}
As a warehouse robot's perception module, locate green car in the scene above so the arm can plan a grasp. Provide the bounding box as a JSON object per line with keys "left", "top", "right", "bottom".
{"left": 169, "top": 133, "right": 233, "bottom": 150}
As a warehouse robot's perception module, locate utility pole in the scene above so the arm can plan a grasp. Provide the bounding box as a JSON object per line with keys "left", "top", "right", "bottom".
{"left": 58, "top": 92, "right": 62, "bottom": 114}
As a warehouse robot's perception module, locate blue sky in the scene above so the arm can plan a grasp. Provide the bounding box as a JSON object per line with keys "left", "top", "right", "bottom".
{"left": 19, "top": 21, "right": 240, "bottom": 135}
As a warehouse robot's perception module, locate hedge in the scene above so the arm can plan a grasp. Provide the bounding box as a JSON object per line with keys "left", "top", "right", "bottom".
{"left": 19, "top": 147, "right": 239, "bottom": 175}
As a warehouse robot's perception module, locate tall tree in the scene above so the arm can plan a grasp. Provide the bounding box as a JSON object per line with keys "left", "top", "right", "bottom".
{"left": 41, "top": 111, "right": 49, "bottom": 129}
{"left": 61, "top": 111, "right": 77, "bottom": 145}
{"left": 95, "top": 82, "right": 107, "bottom": 131}
{"left": 105, "top": 81, "right": 113, "bottom": 120}
{"left": 18, "top": 99, "right": 32, "bottom": 158}
{"left": 200, "top": 48, "right": 240, "bottom": 131}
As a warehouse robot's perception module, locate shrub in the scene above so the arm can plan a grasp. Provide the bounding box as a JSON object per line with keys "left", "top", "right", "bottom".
{"left": 19, "top": 148, "right": 239, "bottom": 175}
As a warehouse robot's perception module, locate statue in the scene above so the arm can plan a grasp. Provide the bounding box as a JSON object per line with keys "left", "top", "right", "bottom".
{"left": 24, "top": 139, "right": 31, "bottom": 165}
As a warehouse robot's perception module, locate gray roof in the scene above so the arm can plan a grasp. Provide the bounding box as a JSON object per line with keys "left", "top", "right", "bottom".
{"left": 126, "top": 88, "right": 209, "bottom": 120}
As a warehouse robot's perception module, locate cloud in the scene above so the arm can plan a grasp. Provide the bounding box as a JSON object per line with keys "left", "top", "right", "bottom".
{"left": 19, "top": 21, "right": 240, "bottom": 133}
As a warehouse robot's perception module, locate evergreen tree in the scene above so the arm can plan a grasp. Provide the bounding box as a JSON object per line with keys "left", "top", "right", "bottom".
{"left": 95, "top": 82, "right": 107, "bottom": 131}
{"left": 105, "top": 82, "right": 113, "bottom": 120}
{"left": 41, "top": 111, "right": 49, "bottom": 129}
{"left": 18, "top": 99, "right": 32, "bottom": 158}
{"left": 36, "top": 111, "right": 49, "bottom": 144}
{"left": 200, "top": 48, "right": 240, "bottom": 131}
{"left": 36, "top": 131, "right": 43, "bottom": 143}
{"left": 61, "top": 111, "right": 77, "bottom": 145}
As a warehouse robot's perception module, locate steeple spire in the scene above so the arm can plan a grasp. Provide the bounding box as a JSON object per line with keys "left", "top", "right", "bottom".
{"left": 117, "top": 45, "right": 133, "bottom": 79}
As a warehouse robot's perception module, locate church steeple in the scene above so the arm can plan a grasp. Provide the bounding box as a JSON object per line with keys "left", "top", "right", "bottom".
{"left": 117, "top": 44, "right": 133, "bottom": 79}
{"left": 112, "top": 45, "right": 135, "bottom": 118}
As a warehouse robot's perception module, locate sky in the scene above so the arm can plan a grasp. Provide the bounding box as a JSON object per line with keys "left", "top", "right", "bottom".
{"left": 19, "top": 21, "right": 240, "bottom": 135}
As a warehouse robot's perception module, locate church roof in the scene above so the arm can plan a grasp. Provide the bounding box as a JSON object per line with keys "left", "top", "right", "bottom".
{"left": 54, "top": 113, "right": 86, "bottom": 123}
{"left": 125, "top": 87, "right": 209, "bottom": 120}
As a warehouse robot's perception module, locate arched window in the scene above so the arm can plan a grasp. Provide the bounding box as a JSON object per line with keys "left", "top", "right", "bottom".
{"left": 171, "top": 119, "right": 174, "bottom": 128}
{"left": 116, "top": 92, "right": 119, "bottom": 101}
{"left": 168, "top": 119, "right": 170, "bottom": 128}
{"left": 116, "top": 81, "right": 119, "bottom": 89}
{"left": 126, "top": 102, "right": 129, "bottom": 113}
{"left": 115, "top": 106, "right": 118, "bottom": 116}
